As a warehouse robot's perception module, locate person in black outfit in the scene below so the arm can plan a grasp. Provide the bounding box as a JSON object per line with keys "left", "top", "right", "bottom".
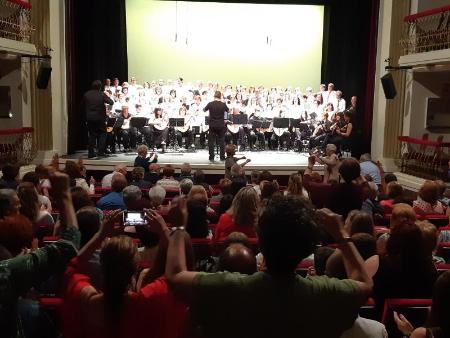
{"left": 203, "top": 91, "right": 229, "bottom": 161}
{"left": 81, "top": 80, "right": 114, "bottom": 158}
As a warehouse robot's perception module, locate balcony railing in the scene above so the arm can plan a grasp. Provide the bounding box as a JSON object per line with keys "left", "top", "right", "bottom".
{"left": 400, "top": 5, "right": 450, "bottom": 55}
{"left": 0, "top": 0, "right": 34, "bottom": 42}
{"left": 0, "top": 127, "right": 37, "bottom": 166}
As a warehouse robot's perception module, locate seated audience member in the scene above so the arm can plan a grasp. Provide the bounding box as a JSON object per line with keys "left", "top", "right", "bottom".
{"left": 193, "top": 169, "right": 213, "bottom": 194}
{"left": 65, "top": 160, "right": 94, "bottom": 193}
{"left": 133, "top": 144, "right": 157, "bottom": 172}
{"left": 379, "top": 181, "right": 405, "bottom": 212}
{"left": 71, "top": 186, "right": 95, "bottom": 212}
{"left": 314, "top": 143, "right": 339, "bottom": 183}
{"left": 378, "top": 173, "right": 398, "bottom": 201}
{"left": 218, "top": 194, "right": 233, "bottom": 217}
{"left": 0, "top": 189, "right": 21, "bottom": 218}
{"left": 417, "top": 220, "right": 445, "bottom": 264}
{"left": 359, "top": 153, "right": 381, "bottom": 187}
{"left": 224, "top": 144, "right": 251, "bottom": 179}
{"left": 186, "top": 199, "right": 210, "bottom": 239}
{"left": 341, "top": 315, "right": 388, "bottom": 338}
{"left": 0, "top": 164, "right": 19, "bottom": 190}
{"left": 76, "top": 206, "right": 103, "bottom": 288}
{"left": 413, "top": 180, "right": 447, "bottom": 215}
{"left": 97, "top": 174, "right": 127, "bottom": 210}
{"left": 217, "top": 243, "right": 257, "bottom": 275}
{"left": 361, "top": 181, "right": 384, "bottom": 218}
{"left": 377, "top": 203, "right": 417, "bottom": 255}
{"left": 303, "top": 156, "right": 333, "bottom": 208}
{"left": 129, "top": 167, "right": 151, "bottom": 189}
{"left": 0, "top": 214, "right": 33, "bottom": 257}
{"left": 22, "top": 171, "right": 52, "bottom": 212}
{"left": 157, "top": 165, "right": 180, "bottom": 190}
{"left": 101, "top": 164, "right": 127, "bottom": 188}
{"left": 345, "top": 210, "right": 375, "bottom": 236}
{"left": 123, "top": 185, "right": 151, "bottom": 210}
{"left": 326, "top": 233, "right": 379, "bottom": 280}
{"left": 0, "top": 173, "right": 79, "bottom": 338}
{"left": 63, "top": 211, "right": 187, "bottom": 338}
{"left": 230, "top": 169, "right": 248, "bottom": 197}
{"left": 166, "top": 196, "right": 373, "bottom": 338}
{"left": 284, "top": 173, "right": 309, "bottom": 198}
{"left": 394, "top": 271, "right": 450, "bottom": 338}
{"left": 312, "top": 246, "right": 335, "bottom": 276}
{"left": 260, "top": 180, "right": 280, "bottom": 202}
{"left": 144, "top": 163, "right": 161, "bottom": 185}
{"left": 178, "top": 162, "right": 194, "bottom": 181}
{"left": 215, "top": 186, "right": 260, "bottom": 240}
{"left": 148, "top": 185, "right": 166, "bottom": 209}
{"left": 179, "top": 178, "right": 193, "bottom": 196}
{"left": 17, "top": 182, "right": 54, "bottom": 230}
{"left": 373, "top": 222, "right": 437, "bottom": 317}
{"left": 210, "top": 178, "right": 232, "bottom": 202}
{"left": 435, "top": 179, "right": 450, "bottom": 207}
{"left": 250, "top": 170, "right": 261, "bottom": 196}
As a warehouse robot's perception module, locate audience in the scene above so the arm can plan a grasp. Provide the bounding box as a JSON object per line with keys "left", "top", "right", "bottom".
{"left": 133, "top": 144, "right": 157, "bottom": 172}
{"left": 215, "top": 186, "right": 259, "bottom": 240}
{"left": 284, "top": 173, "right": 308, "bottom": 198}
{"left": 193, "top": 169, "right": 212, "bottom": 194}
{"left": 22, "top": 171, "right": 52, "bottom": 212}
{"left": 97, "top": 174, "right": 127, "bottom": 210}
{"left": 129, "top": 167, "right": 151, "bottom": 189}
{"left": 379, "top": 181, "right": 405, "bottom": 211}
{"left": 148, "top": 185, "right": 167, "bottom": 209}
{"left": 65, "top": 160, "right": 94, "bottom": 193}
{"left": 224, "top": 144, "right": 251, "bottom": 179}
{"left": 101, "top": 164, "right": 127, "bottom": 188}
{"left": 178, "top": 162, "right": 193, "bottom": 181}
{"left": 0, "top": 164, "right": 19, "bottom": 190}
{"left": 186, "top": 198, "right": 210, "bottom": 239}
{"left": 359, "top": 153, "right": 382, "bottom": 187}
{"left": 217, "top": 243, "right": 257, "bottom": 274}
{"left": 17, "top": 182, "right": 54, "bottom": 230}
{"left": 123, "top": 185, "right": 151, "bottom": 210}
{"left": 413, "top": 180, "right": 447, "bottom": 215}
{"left": 71, "top": 186, "right": 95, "bottom": 212}
{"left": 157, "top": 165, "right": 180, "bottom": 190}
{"left": 210, "top": 178, "right": 231, "bottom": 202}
{"left": 0, "top": 188, "right": 21, "bottom": 218}
{"left": 179, "top": 178, "right": 193, "bottom": 196}
{"left": 144, "top": 163, "right": 161, "bottom": 184}
{"left": 314, "top": 143, "right": 339, "bottom": 183}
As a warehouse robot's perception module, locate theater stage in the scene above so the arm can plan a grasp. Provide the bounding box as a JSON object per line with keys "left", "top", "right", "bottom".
{"left": 61, "top": 149, "right": 323, "bottom": 175}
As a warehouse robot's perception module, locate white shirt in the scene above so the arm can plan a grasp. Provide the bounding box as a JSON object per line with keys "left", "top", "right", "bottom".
{"left": 101, "top": 171, "right": 118, "bottom": 188}
{"left": 322, "top": 90, "right": 336, "bottom": 104}
{"left": 333, "top": 97, "right": 346, "bottom": 113}
{"left": 340, "top": 317, "right": 388, "bottom": 338}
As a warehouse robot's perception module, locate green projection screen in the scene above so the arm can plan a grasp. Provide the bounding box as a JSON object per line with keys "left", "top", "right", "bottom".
{"left": 126, "top": 1, "right": 324, "bottom": 88}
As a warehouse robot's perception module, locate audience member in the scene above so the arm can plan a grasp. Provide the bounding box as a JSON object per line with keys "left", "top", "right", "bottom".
{"left": 210, "top": 178, "right": 231, "bottom": 202}
{"left": 250, "top": 170, "right": 261, "bottom": 196}
{"left": 65, "top": 160, "right": 94, "bottom": 193}
{"left": 101, "top": 164, "right": 127, "bottom": 188}
{"left": 71, "top": 186, "right": 95, "bottom": 212}
{"left": 224, "top": 144, "right": 251, "bottom": 179}
{"left": 284, "top": 173, "right": 308, "bottom": 198}
{"left": 193, "top": 169, "right": 212, "bottom": 194}
{"left": 217, "top": 243, "right": 256, "bottom": 274}
{"left": 345, "top": 210, "right": 375, "bottom": 236}
{"left": 379, "top": 181, "right": 406, "bottom": 212}
{"left": 123, "top": 185, "right": 151, "bottom": 210}
{"left": 218, "top": 194, "right": 233, "bottom": 217}
{"left": 435, "top": 179, "right": 450, "bottom": 207}
{"left": 0, "top": 214, "right": 33, "bottom": 256}
{"left": 215, "top": 186, "right": 259, "bottom": 240}
{"left": 179, "top": 178, "right": 193, "bottom": 196}
{"left": 97, "top": 174, "right": 127, "bottom": 210}
{"left": 361, "top": 181, "right": 383, "bottom": 218}
{"left": 0, "top": 189, "right": 21, "bottom": 218}
{"left": 178, "top": 162, "right": 193, "bottom": 181}
{"left": 17, "top": 182, "right": 54, "bottom": 231}
{"left": 0, "top": 164, "right": 19, "bottom": 190}
{"left": 260, "top": 180, "right": 280, "bottom": 202}
{"left": 144, "top": 163, "right": 161, "bottom": 185}
{"left": 417, "top": 220, "right": 445, "bottom": 264}
{"left": 129, "top": 167, "right": 151, "bottom": 189}
{"left": 186, "top": 199, "right": 210, "bottom": 239}
{"left": 157, "top": 165, "right": 180, "bottom": 190}
{"left": 22, "top": 171, "right": 52, "bottom": 212}
{"left": 359, "top": 153, "right": 381, "bottom": 186}
{"left": 148, "top": 185, "right": 166, "bottom": 209}
{"left": 133, "top": 144, "right": 157, "bottom": 172}
{"left": 413, "top": 180, "right": 447, "bottom": 215}
{"left": 166, "top": 196, "right": 373, "bottom": 337}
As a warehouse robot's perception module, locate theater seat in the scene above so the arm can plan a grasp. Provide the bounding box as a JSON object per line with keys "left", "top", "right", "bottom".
{"left": 191, "top": 238, "right": 213, "bottom": 262}
{"left": 437, "top": 242, "right": 450, "bottom": 262}
{"left": 436, "top": 263, "right": 450, "bottom": 274}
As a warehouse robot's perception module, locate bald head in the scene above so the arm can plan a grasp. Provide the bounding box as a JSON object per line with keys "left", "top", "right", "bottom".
{"left": 114, "top": 164, "right": 128, "bottom": 176}
{"left": 218, "top": 243, "right": 256, "bottom": 275}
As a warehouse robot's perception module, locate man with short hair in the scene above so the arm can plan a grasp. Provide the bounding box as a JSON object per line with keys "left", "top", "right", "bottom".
{"left": 217, "top": 243, "right": 257, "bottom": 275}
{"left": 123, "top": 185, "right": 151, "bottom": 210}
{"left": 101, "top": 164, "right": 128, "bottom": 188}
{"left": 82, "top": 80, "right": 114, "bottom": 158}
{"left": 157, "top": 165, "right": 180, "bottom": 190}
{"left": 203, "top": 91, "right": 229, "bottom": 162}
{"left": 144, "top": 163, "right": 161, "bottom": 185}
{"left": 178, "top": 163, "right": 193, "bottom": 181}
{"left": 359, "top": 153, "right": 381, "bottom": 186}
{"left": 164, "top": 195, "right": 372, "bottom": 338}
{"left": 97, "top": 173, "right": 127, "bottom": 210}
{"left": 180, "top": 178, "right": 193, "bottom": 196}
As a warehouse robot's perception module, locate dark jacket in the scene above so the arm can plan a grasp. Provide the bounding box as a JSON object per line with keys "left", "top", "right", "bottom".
{"left": 82, "top": 90, "right": 114, "bottom": 122}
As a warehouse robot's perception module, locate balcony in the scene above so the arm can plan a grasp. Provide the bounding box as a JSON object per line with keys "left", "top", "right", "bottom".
{"left": 399, "top": 5, "right": 450, "bottom": 67}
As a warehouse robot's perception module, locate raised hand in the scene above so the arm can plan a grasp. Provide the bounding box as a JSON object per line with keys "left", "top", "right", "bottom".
{"left": 49, "top": 171, "right": 70, "bottom": 198}
{"left": 393, "top": 311, "right": 414, "bottom": 336}
{"left": 144, "top": 208, "right": 168, "bottom": 235}
{"left": 317, "top": 208, "right": 346, "bottom": 242}
{"left": 100, "top": 209, "right": 123, "bottom": 237}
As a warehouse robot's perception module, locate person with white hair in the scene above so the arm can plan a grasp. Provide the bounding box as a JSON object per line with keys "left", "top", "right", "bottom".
{"left": 313, "top": 144, "right": 339, "bottom": 183}
{"left": 148, "top": 185, "right": 166, "bottom": 208}
{"left": 359, "top": 153, "right": 381, "bottom": 186}
{"left": 180, "top": 178, "right": 193, "bottom": 196}
{"left": 123, "top": 185, "right": 151, "bottom": 210}
{"left": 101, "top": 164, "right": 128, "bottom": 188}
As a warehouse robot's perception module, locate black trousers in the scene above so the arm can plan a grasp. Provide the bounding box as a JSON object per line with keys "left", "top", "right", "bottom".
{"left": 87, "top": 120, "right": 107, "bottom": 157}
{"left": 208, "top": 126, "right": 225, "bottom": 160}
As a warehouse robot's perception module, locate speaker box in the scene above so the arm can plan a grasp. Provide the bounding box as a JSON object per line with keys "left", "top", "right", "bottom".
{"left": 36, "top": 62, "right": 52, "bottom": 89}
{"left": 380, "top": 72, "right": 396, "bottom": 99}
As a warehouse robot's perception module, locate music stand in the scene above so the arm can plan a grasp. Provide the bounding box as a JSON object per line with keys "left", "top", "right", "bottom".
{"left": 169, "top": 118, "right": 185, "bottom": 127}
{"left": 273, "top": 117, "right": 289, "bottom": 129}
{"left": 191, "top": 126, "right": 200, "bottom": 134}
{"left": 230, "top": 114, "right": 248, "bottom": 124}
{"left": 129, "top": 117, "right": 148, "bottom": 129}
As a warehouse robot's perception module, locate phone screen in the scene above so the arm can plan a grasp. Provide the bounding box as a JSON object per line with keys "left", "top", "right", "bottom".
{"left": 124, "top": 211, "right": 145, "bottom": 225}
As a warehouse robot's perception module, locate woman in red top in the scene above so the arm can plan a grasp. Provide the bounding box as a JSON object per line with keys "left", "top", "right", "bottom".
{"left": 214, "top": 186, "right": 259, "bottom": 241}
{"left": 63, "top": 210, "right": 187, "bottom": 338}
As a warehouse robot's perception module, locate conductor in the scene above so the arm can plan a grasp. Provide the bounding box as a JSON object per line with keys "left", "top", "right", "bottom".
{"left": 203, "top": 91, "right": 229, "bottom": 162}
{"left": 81, "top": 80, "right": 114, "bottom": 158}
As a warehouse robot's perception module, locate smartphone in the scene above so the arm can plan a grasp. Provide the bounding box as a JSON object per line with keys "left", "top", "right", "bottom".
{"left": 123, "top": 211, "right": 146, "bottom": 225}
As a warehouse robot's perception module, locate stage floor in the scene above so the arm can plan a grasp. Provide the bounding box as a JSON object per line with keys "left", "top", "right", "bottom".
{"left": 61, "top": 149, "right": 322, "bottom": 175}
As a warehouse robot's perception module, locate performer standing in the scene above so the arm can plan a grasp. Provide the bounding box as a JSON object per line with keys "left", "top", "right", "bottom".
{"left": 203, "top": 91, "right": 229, "bottom": 162}
{"left": 82, "top": 80, "right": 114, "bottom": 158}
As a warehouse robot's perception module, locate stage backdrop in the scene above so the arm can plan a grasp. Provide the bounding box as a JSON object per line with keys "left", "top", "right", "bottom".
{"left": 126, "top": 1, "right": 324, "bottom": 89}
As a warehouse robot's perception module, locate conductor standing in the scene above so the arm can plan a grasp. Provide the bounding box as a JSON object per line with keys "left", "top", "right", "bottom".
{"left": 82, "top": 80, "right": 114, "bottom": 159}
{"left": 203, "top": 91, "right": 229, "bottom": 162}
